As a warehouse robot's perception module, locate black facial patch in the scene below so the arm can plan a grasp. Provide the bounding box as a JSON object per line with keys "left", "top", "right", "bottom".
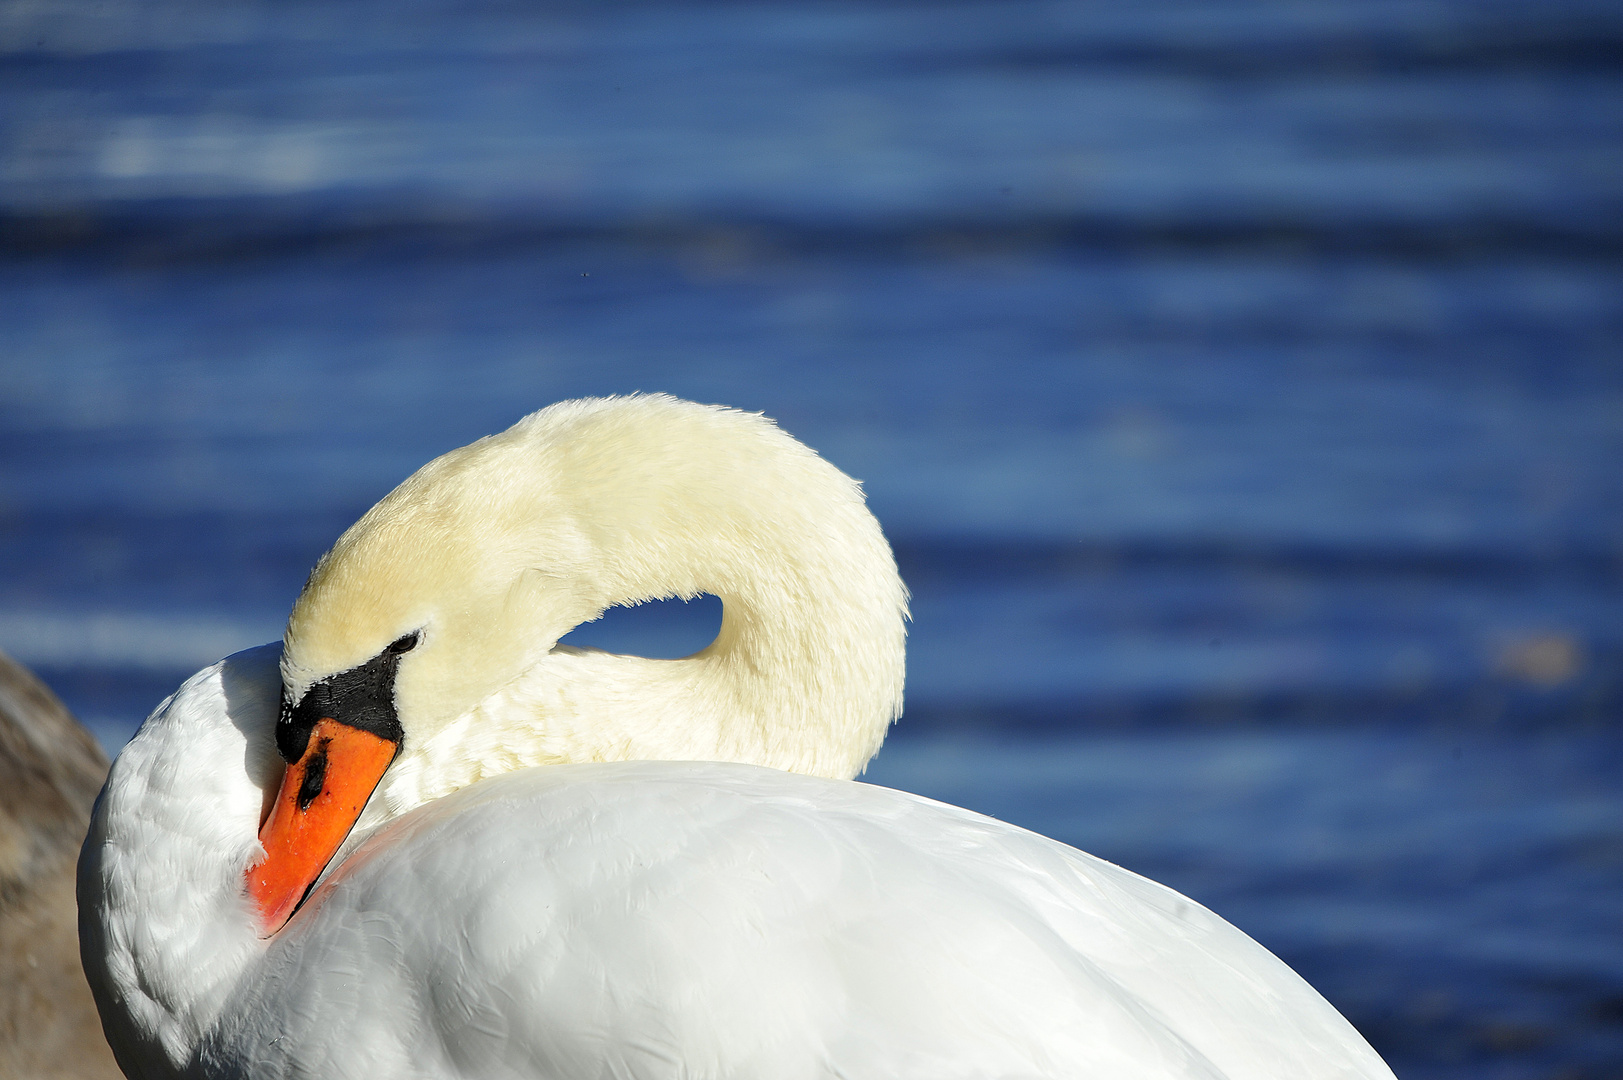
{"left": 277, "top": 635, "right": 416, "bottom": 763}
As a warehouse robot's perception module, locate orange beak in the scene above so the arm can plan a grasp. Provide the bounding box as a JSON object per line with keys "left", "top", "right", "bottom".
{"left": 246, "top": 717, "right": 397, "bottom": 937}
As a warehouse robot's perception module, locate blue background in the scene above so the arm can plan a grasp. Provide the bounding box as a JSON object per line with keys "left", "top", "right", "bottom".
{"left": 3, "top": 2, "right": 1621, "bottom": 1075}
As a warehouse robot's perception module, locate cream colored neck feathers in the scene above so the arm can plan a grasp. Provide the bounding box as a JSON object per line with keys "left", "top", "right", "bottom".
{"left": 280, "top": 395, "right": 907, "bottom": 821}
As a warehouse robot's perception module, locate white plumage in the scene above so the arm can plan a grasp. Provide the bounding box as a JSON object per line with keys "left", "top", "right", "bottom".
{"left": 79, "top": 395, "right": 1395, "bottom": 1079}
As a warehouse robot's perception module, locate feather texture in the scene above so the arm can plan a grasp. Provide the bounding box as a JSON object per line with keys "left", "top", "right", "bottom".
{"left": 88, "top": 647, "right": 1390, "bottom": 1080}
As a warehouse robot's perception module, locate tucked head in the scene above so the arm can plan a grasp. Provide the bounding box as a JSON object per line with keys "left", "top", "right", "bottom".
{"left": 248, "top": 395, "right": 908, "bottom": 934}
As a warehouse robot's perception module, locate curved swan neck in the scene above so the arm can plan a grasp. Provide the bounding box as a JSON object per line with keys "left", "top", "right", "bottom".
{"left": 554, "top": 467, "right": 908, "bottom": 778}
{"left": 283, "top": 396, "right": 908, "bottom": 811}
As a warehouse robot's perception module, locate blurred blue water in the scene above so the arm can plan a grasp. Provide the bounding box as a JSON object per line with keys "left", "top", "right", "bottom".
{"left": 2, "top": 1, "right": 1621, "bottom": 1076}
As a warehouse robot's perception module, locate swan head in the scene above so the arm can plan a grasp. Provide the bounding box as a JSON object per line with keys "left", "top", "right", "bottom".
{"left": 278, "top": 414, "right": 609, "bottom": 742}
{"left": 249, "top": 395, "right": 907, "bottom": 934}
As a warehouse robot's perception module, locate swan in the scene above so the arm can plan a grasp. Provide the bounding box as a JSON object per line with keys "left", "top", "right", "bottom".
{"left": 79, "top": 394, "right": 1395, "bottom": 1080}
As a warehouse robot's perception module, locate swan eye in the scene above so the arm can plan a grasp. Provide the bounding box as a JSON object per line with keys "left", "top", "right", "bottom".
{"left": 387, "top": 632, "right": 420, "bottom": 655}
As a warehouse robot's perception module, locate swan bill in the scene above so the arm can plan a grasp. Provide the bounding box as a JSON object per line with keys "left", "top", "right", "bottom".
{"left": 247, "top": 717, "right": 397, "bottom": 936}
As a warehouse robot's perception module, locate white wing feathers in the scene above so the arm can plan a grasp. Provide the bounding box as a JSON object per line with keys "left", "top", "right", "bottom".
{"left": 198, "top": 762, "right": 1390, "bottom": 1080}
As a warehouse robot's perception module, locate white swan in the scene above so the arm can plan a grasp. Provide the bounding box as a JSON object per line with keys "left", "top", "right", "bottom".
{"left": 79, "top": 395, "right": 1394, "bottom": 1080}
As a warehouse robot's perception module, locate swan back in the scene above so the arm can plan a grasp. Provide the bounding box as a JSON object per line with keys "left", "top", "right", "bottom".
{"left": 217, "top": 759, "right": 1391, "bottom": 1080}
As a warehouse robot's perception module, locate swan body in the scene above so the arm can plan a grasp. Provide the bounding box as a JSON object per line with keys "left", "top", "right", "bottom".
{"left": 79, "top": 395, "right": 1395, "bottom": 1079}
